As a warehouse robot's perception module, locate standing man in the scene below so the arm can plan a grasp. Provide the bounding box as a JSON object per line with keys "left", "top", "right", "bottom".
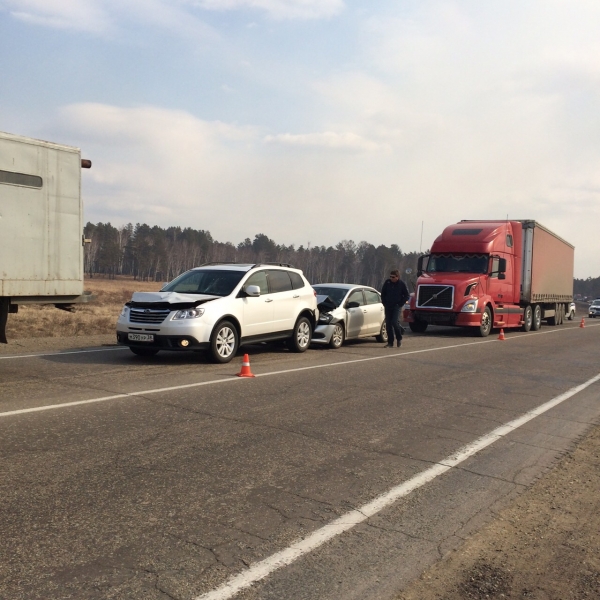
{"left": 381, "top": 269, "right": 410, "bottom": 348}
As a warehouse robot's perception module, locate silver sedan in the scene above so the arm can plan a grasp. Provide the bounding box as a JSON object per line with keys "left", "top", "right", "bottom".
{"left": 312, "top": 284, "right": 388, "bottom": 349}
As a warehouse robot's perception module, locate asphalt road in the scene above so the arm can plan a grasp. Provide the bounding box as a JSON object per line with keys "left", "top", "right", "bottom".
{"left": 1, "top": 320, "right": 599, "bottom": 600}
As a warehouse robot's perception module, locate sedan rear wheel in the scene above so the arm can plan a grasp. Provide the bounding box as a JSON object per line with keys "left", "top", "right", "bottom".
{"left": 329, "top": 323, "right": 345, "bottom": 349}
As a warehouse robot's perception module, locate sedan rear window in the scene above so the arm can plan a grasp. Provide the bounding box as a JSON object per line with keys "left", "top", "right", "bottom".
{"left": 364, "top": 289, "right": 381, "bottom": 305}
{"left": 162, "top": 270, "right": 245, "bottom": 296}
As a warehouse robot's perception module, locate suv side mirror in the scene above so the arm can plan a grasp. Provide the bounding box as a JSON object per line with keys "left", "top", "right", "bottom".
{"left": 244, "top": 285, "right": 261, "bottom": 297}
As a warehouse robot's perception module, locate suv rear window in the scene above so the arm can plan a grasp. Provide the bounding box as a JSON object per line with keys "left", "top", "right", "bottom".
{"left": 289, "top": 271, "right": 305, "bottom": 290}
{"left": 268, "top": 270, "right": 292, "bottom": 293}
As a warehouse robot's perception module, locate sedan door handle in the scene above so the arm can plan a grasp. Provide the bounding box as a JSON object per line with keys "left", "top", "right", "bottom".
{"left": 293, "top": 295, "right": 300, "bottom": 298}
{"left": 265, "top": 298, "right": 273, "bottom": 303}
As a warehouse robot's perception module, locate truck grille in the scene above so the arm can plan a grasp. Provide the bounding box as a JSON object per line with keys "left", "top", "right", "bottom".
{"left": 417, "top": 285, "right": 454, "bottom": 309}
{"left": 129, "top": 307, "right": 171, "bottom": 324}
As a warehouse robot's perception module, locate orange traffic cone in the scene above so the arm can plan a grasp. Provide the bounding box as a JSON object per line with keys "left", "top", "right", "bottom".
{"left": 498, "top": 328, "right": 506, "bottom": 341}
{"left": 237, "top": 353, "right": 255, "bottom": 378}
{"left": 580, "top": 318, "right": 585, "bottom": 328}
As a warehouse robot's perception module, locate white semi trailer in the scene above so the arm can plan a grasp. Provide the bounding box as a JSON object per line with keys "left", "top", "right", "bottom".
{"left": 0, "top": 131, "right": 93, "bottom": 343}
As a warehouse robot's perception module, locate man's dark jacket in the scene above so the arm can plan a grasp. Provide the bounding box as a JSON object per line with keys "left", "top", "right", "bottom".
{"left": 381, "top": 278, "right": 410, "bottom": 309}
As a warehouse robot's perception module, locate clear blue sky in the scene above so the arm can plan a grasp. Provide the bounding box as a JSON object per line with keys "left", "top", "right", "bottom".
{"left": 1, "top": 0, "right": 599, "bottom": 278}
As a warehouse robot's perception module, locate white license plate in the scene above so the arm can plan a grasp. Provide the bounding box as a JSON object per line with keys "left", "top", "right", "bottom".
{"left": 128, "top": 333, "right": 154, "bottom": 342}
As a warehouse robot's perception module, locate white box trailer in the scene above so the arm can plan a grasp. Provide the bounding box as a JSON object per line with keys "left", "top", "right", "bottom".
{"left": 0, "top": 131, "right": 93, "bottom": 342}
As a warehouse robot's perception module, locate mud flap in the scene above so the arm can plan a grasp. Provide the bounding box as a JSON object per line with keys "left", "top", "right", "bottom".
{"left": 0, "top": 297, "right": 9, "bottom": 344}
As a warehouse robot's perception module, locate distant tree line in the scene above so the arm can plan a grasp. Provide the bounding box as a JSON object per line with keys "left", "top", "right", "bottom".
{"left": 83, "top": 222, "right": 598, "bottom": 295}
{"left": 83, "top": 222, "right": 421, "bottom": 290}
{"left": 574, "top": 277, "right": 600, "bottom": 300}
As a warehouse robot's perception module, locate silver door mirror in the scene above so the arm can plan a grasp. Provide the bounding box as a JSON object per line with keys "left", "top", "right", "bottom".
{"left": 245, "top": 285, "right": 261, "bottom": 297}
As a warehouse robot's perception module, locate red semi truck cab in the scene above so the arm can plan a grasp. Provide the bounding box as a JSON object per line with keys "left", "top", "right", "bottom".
{"left": 404, "top": 220, "right": 574, "bottom": 337}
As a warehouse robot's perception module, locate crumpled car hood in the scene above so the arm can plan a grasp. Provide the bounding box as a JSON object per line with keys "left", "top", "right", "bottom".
{"left": 127, "top": 291, "right": 220, "bottom": 309}
{"left": 316, "top": 294, "right": 338, "bottom": 313}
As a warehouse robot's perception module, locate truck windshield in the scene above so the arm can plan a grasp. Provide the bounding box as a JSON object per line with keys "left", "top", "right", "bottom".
{"left": 427, "top": 254, "right": 488, "bottom": 274}
{"left": 162, "top": 269, "right": 246, "bottom": 296}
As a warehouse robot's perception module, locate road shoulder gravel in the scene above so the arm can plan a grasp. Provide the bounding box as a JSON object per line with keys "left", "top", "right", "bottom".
{"left": 397, "top": 422, "right": 600, "bottom": 599}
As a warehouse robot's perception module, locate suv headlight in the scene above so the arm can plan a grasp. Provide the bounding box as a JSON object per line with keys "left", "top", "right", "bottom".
{"left": 173, "top": 308, "right": 205, "bottom": 320}
{"left": 461, "top": 299, "right": 478, "bottom": 313}
{"left": 120, "top": 306, "right": 129, "bottom": 318}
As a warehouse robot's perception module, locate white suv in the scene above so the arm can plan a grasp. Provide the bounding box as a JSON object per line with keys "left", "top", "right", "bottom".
{"left": 116, "top": 263, "right": 317, "bottom": 363}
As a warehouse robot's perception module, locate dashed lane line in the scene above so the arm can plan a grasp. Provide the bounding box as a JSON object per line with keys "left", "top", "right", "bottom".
{"left": 0, "top": 324, "right": 597, "bottom": 418}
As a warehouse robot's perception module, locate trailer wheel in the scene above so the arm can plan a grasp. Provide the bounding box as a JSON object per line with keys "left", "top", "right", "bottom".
{"left": 477, "top": 307, "right": 492, "bottom": 337}
{"left": 558, "top": 303, "right": 564, "bottom": 325}
{"left": 547, "top": 303, "right": 559, "bottom": 326}
{"left": 522, "top": 305, "right": 533, "bottom": 332}
{"left": 531, "top": 305, "right": 542, "bottom": 331}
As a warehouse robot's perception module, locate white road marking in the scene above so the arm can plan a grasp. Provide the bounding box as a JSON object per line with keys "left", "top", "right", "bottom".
{"left": 194, "top": 372, "right": 600, "bottom": 600}
{"left": 0, "top": 321, "right": 595, "bottom": 362}
{"left": 0, "top": 325, "right": 596, "bottom": 418}
{"left": 0, "top": 347, "right": 128, "bottom": 360}
{"left": 0, "top": 337, "right": 503, "bottom": 418}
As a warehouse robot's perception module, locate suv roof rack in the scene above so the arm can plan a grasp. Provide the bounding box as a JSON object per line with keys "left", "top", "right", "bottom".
{"left": 251, "top": 263, "right": 294, "bottom": 268}
{"left": 198, "top": 262, "right": 248, "bottom": 266}
{"left": 197, "top": 262, "right": 295, "bottom": 269}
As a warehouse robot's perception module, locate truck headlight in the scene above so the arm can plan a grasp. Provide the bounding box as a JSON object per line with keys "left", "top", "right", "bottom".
{"left": 461, "top": 299, "right": 478, "bottom": 313}
{"left": 319, "top": 313, "right": 333, "bottom": 324}
{"left": 120, "top": 306, "right": 129, "bottom": 318}
{"left": 173, "top": 308, "right": 205, "bottom": 320}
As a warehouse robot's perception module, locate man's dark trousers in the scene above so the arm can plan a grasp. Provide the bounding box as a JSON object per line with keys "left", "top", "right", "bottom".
{"left": 385, "top": 304, "right": 403, "bottom": 345}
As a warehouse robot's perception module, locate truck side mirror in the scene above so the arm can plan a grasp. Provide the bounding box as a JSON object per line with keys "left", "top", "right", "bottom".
{"left": 498, "top": 273, "right": 506, "bottom": 280}
{"left": 417, "top": 255, "right": 429, "bottom": 276}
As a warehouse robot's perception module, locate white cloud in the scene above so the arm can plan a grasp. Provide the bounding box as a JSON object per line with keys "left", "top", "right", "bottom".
{"left": 1, "top": 0, "right": 217, "bottom": 38}
{"left": 3, "top": 0, "right": 111, "bottom": 33}
{"left": 1, "top": 0, "right": 343, "bottom": 34}
{"left": 264, "top": 131, "right": 384, "bottom": 152}
{"left": 194, "top": 0, "right": 344, "bottom": 20}
{"left": 52, "top": 93, "right": 600, "bottom": 278}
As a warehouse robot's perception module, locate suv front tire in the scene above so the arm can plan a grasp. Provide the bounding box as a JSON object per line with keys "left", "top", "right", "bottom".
{"left": 210, "top": 320, "right": 239, "bottom": 363}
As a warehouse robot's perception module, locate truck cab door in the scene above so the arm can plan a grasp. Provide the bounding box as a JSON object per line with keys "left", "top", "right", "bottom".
{"left": 488, "top": 256, "right": 512, "bottom": 304}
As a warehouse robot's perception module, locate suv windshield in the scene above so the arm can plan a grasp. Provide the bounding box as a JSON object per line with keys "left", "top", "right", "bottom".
{"left": 427, "top": 253, "right": 488, "bottom": 274}
{"left": 313, "top": 286, "right": 350, "bottom": 307}
{"left": 162, "top": 269, "right": 246, "bottom": 296}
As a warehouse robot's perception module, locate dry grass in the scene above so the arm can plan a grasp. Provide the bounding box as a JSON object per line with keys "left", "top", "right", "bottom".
{"left": 5, "top": 276, "right": 164, "bottom": 339}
